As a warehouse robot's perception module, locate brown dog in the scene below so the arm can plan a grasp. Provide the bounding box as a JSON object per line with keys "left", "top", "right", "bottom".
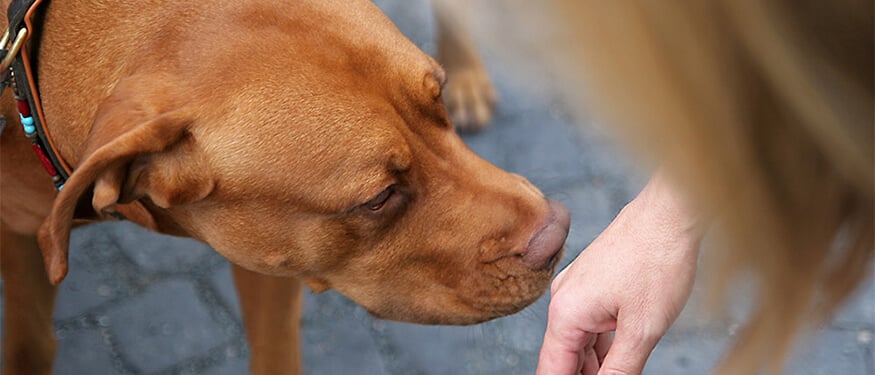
{"left": 0, "top": 1, "right": 568, "bottom": 374}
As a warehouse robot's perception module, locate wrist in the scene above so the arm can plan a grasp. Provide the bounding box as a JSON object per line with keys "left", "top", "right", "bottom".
{"left": 621, "top": 172, "right": 705, "bottom": 254}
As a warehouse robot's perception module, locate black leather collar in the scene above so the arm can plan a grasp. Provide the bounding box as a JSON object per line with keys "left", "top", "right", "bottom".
{"left": 1, "top": 0, "right": 70, "bottom": 190}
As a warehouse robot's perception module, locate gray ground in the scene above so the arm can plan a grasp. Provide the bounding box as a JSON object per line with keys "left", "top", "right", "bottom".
{"left": 1, "top": 1, "right": 873, "bottom": 374}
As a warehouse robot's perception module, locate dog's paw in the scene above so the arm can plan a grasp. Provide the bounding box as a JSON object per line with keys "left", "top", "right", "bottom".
{"left": 443, "top": 64, "right": 497, "bottom": 133}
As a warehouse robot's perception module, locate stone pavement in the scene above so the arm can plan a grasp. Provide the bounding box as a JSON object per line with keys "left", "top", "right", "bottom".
{"left": 1, "top": 1, "right": 873, "bottom": 374}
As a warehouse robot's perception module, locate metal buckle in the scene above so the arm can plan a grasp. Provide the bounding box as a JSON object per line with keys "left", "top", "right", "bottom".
{"left": 0, "top": 28, "right": 24, "bottom": 135}
{"left": 0, "top": 27, "right": 27, "bottom": 72}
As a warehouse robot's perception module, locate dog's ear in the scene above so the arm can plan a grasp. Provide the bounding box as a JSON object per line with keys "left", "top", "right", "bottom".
{"left": 38, "top": 74, "right": 214, "bottom": 284}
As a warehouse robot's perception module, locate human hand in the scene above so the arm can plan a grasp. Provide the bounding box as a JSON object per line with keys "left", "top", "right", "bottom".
{"left": 537, "top": 175, "right": 703, "bottom": 375}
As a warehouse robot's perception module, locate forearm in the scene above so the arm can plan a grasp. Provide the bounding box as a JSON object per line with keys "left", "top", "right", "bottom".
{"left": 620, "top": 170, "right": 705, "bottom": 256}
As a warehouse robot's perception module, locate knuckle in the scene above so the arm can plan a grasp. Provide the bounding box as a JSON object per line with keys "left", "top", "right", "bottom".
{"left": 546, "top": 291, "right": 577, "bottom": 320}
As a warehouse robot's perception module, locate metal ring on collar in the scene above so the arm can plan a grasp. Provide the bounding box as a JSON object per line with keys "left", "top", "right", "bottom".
{"left": 0, "top": 28, "right": 28, "bottom": 72}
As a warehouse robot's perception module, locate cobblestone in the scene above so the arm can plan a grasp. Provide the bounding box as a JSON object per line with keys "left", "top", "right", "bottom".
{"left": 55, "top": 328, "right": 119, "bottom": 375}
{"left": 103, "top": 279, "right": 235, "bottom": 373}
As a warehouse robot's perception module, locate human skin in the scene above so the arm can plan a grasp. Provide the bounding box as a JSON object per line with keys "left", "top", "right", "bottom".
{"left": 537, "top": 173, "right": 703, "bottom": 375}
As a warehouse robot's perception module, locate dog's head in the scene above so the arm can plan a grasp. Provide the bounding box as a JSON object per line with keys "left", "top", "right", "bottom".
{"left": 38, "top": 0, "right": 568, "bottom": 324}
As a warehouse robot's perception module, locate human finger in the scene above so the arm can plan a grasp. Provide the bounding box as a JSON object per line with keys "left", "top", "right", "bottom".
{"left": 594, "top": 332, "right": 613, "bottom": 365}
{"left": 596, "top": 323, "right": 660, "bottom": 375}
{"left": 579, "top": 343, "right": 600, "bottom": 375}
{"left": 537, "top": 306, "right": 593, "bottom": 375}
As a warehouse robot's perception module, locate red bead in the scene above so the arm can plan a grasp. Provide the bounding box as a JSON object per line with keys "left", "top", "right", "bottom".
{"left": 16, "top": 99, "right": 30, "bottom": 117}
{"left": 32, "top": 143, "right": 58, "bottom": 176}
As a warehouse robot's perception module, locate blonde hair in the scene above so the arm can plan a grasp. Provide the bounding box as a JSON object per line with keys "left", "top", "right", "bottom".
{"left": 546, "top": 0, "right": 872, "bottom": 373}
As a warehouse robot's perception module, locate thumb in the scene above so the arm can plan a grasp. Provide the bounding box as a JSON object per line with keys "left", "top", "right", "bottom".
{"left": 597, "top": 321, "right": 660, "bottom": 375}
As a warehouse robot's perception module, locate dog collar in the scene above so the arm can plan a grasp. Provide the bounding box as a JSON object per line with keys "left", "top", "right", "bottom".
{"left": 0, "top": 0, "right": 70, "bottom": 190}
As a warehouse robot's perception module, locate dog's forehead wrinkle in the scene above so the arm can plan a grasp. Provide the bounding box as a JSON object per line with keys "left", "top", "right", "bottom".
{"left": 195, "top": 110, "right": 411, "bottom": 213}
{"left": 180, "top": 0, "right": 431, "bottom": 98}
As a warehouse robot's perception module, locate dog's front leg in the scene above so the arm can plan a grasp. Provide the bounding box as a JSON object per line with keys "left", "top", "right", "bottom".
{"left": 0, "top": 228, "right": 58, "bottom": 375}
{"left": 433, "top": 0, "right": 497, "bottom": 132}
{"left": 232, "top": 265, "right": 303, "bottom": 375}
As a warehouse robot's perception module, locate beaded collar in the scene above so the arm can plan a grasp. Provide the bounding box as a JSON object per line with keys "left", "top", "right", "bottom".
{"left": 1, "top": 0, "right": 70, "bottom": 190}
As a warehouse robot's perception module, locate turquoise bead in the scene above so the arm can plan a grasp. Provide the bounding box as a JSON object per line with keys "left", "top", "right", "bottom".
{"left": 19, "top": 114, "right": 36, "bottom": 134}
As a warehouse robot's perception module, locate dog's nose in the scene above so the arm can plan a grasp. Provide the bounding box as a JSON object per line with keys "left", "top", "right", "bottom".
{"left": 522, "top": 199, "right": 570, "bottom": 270}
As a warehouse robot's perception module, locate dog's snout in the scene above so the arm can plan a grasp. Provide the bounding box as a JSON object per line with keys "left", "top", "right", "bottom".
{"left": 522, "top": 199, "right": 570, "bottom": 270}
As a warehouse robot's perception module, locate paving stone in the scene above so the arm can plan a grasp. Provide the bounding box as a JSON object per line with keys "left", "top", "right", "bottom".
{"left": 460, "top": 128, "right": 510, "bottom": 171}
{"left": 371, "top": 294, "right": 549, "bottom": 375}
{"left": 108, "top": 221, "right": 215, "bottom": 274}
{"left": 669, "top": 288, "right": 727, "bottom": 335}
{"left": 833, "top": 275, "right": 875, "bottom": 328}
{"left": 55, "top": 328, "right": 120, "bottom": 375}
{"left": 374, "top": 0, "right": 433, "bottom": 53}
{"left": 196, "top": 337, "right": 249, "bottom": 375}
{"left": 499, "top": 110, "right": 591, "bottom": 192}
{"left": 302, "top": 290, "right": 356, "bottom": 321}
{"left": 479, "top": 296, "right": 551, "bottom": 375}
{"left": 301, "top": 292, "right": 387, "bottom": 375}
{"left": 207, "top": 261, "right": 243, "bottom": 320}
{"left": 667, "top": 257, "right": 751, "bottom": 334}
{"left": 786, "top": 328, "right": 871, "bottom": 375}
{"left": 644, "top": 333, "right": 730, "bottom": 375}
{"left": 659, "top": 301, "right": 873, "bottom": 375}
{"left": 378, "top": 322, "right": 476, "bottom": 375}
{"left": 491, "top": 296, "right": 551, "bottom": 354}
{"left": 103, "top": 279, "right": 233, "bottom": 374}
{"left": 55, "top": 224, "right": 139, "bottom": 320}
{"left": 486, "top": 69, "right": 558, "bottom": 120}
{"left": 203, "top": 357, "right": 249, "bottom": 375}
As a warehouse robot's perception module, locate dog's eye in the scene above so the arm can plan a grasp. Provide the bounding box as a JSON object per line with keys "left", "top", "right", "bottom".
{"left": 366, "top": 186, "right": 395, "bottom": 211}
